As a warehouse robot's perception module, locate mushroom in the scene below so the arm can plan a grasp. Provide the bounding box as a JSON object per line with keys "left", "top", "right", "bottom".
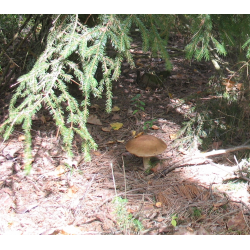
{"left": 125, "top": 134, "right": 167, "bottom": 170}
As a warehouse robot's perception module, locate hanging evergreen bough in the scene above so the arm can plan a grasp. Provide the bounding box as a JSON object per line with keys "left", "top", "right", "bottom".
{"left": 0, "top": 14, "right": 174, "bottom": 173}
{"left": 3, "top": 14, "right": 250, "bottom": 173}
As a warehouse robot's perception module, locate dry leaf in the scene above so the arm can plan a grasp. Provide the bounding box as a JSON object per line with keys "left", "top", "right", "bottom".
{"left": 55, "top": 165, "right": 67, "bottom": 176}
{"left": 151, "top": 125, "right": 159, "bottom": 130}
{"left": 93, "top": 150, "right": 102, "bottom": 156}
{"left": 131, "top": 130, "right": 137, "bottom": 136}
{"left": 169, "top": 133, "right": 177, "bottom": 140}
{"left": 87, "top": 114, "right": 102, "bottom": 125}
{"left": 136, "top": 62, "right": 144, "bottom": 67}
{"left": 227, "top": 211, "right": 246, "bottom": 231}
{"left": 170, "top": 74, "right": 185, "bottom": 79}
{"left": 117, "top": 140, "right": 124, "bottom": 143}
{"left": 50, "top": 227, "right": 80, "bottom": 235}
{"left": 90, "top": 104, "right": 100, "bottom": 109}
{"left": 18, "top": 135, "right": 26, "bottom": 141}
{"left": 69, "top": 185, "right": 78, "bottom": 194}
{"left": 127, "top": 208, "right": 136, "bottom": 213}
{"left": 111, "top": 106, "right": 120, "bottom": 112}
{"left": 155, "top": 202, "right": 162, "bottom": 208}
{"left": 168, "top": 92, "right": 173, "bottom": 98}
{"left": 40, "top": 115, "right": 46, "bottom": 124}
{"left": 62, "top": 186, "right": 78, "bottom": 202}
{"left": 110, "top": 122, "right": 123, "bottom": 130}
{"left": 222, "top": 79, "right": 243, "bottom": 92}
{"left": 151, "top": 163, "right": 161, "bottom": 173}
{"left": 112, "top": 114, "right": 120, "bottom": 120}
{"left": 102, "top": 127, "right": 111, "bottom": 132}
{"left": 135, "top": 132, "right": 144, "bottom": 138}
{"left": 107, "top": 141, "right": 115, "bottom": 144}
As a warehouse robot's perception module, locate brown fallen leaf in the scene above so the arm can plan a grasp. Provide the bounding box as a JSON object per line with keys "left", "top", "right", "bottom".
{"left": 170, "top": 74, "right": 185, "bottom": 80}
{"left": 136, "top": 62, "right": 144, "bottom": 67}
{"left": 222, "top": 79, "right": 243, "bottom": 92}
{"left": 50, "top": 226, "right": 86, "bottom": 235}
{"left": 87, "top": 114, "right": 102, "bottom": 125}
{"left": 90, "top": 104, "right": 100, "bottom": 109}
{"left": 127, "top": 208, "right": 136, "bottom": 213}
{"left": 61, "top": 185, "right": 79, "bottom": 202}
{"left": 55, "top": 165, "right": 68, "bottom": 176}
{"left": 151, "top": 125, "right": 159, "bottom": 130}
{"left": 18, "top": 135, "right": 26, "bottom": 141}
{"left": 112, "top": 114, "right": 121, "bottom": 120}
{"left": 102, "top": 127, "right": 111, "bottom": 132}
{"left": 151, "top": 163, "right": 161, "bottom": 173}
{"left": 93, "top": 150, "right": 102, "bottom": 156}
{"left": 227, "top": 211, "right": 247, "bottom": 231}
{"left": 135, "top": 132, "right": 144, "bottom": 138}
{"left": 155, "top": 202, "right": 162, "bottom": 208}
{"left": 68, "top": 185, "right": 78, "bottom": 194}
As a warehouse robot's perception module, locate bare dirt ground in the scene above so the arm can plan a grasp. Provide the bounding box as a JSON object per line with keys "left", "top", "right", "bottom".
{"left": 1, "top": 32, "right": 250, "bottom": 235}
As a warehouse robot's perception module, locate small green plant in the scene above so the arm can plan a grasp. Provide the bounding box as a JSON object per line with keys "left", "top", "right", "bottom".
{"left": 64, "top": 163, "right": 75, "bottom": 174}
{"left": 112, "top": 196, "right": 143, "bottom": 234}
{"left": 143, "top": 119, "right": 157, "bottom": 130}
{"left": 131, "top": 94, "right": 145, "bottom": 115}
{"left": 192, "top": 207, "right": 202, "bottom": 219}
{"left": 171, "top": 214, "right": 178, "bottom": 227}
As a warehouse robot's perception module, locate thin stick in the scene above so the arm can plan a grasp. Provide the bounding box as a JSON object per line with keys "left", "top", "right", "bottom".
{"left": 156, "top": 143, "right": 250, "bottom": 178}
{"left": 121, "top": 156, "right": 127, "bottom": 199}
{"left": 110, "top": 162, "right": 117, "bottom": 197}
{"left": 84, "top": 14, "right": 92, "bottom": 25}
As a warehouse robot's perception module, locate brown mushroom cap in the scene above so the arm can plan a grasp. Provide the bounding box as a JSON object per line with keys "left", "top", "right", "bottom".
{"left": 126, "top": 134, "right": 167, "bottom": 157}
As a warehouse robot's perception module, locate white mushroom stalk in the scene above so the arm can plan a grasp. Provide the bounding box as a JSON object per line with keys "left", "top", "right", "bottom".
{"left": 143, "top": 157, "right": 151, "bottom": 170}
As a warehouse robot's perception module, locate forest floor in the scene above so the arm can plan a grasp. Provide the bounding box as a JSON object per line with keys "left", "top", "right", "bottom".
{"left": 1, "top": 31, "right": 250, "bottom": 235}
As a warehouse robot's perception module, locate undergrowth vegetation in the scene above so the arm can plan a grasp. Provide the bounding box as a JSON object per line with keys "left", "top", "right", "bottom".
{"left": 176, "top": 73, "right": 250, "bottom": 158}
{"left": 112, "top": 196, "right": 144, "bottom": 234}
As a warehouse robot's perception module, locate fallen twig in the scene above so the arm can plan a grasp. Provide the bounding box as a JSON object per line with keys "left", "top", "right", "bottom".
{"left": 155, "top": 144, "right": 250, "bottom": 178}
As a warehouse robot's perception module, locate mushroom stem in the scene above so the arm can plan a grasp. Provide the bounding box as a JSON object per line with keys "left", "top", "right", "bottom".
{"left": 143, "top": 157, "right": 151, "bottom": 170}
